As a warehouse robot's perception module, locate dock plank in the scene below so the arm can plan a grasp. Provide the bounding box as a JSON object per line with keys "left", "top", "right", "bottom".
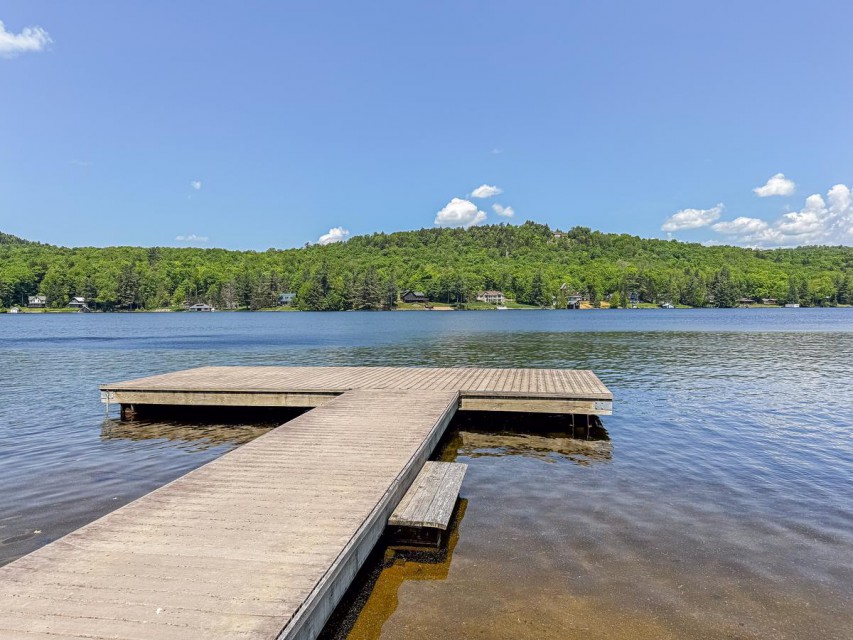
{"left": 389, "top": 462, "right": 467, "bottom": 530}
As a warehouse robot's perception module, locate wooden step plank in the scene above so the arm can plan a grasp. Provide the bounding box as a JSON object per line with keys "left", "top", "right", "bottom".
{"left": 389, "top": 461, "right": 467, "bottom": 530}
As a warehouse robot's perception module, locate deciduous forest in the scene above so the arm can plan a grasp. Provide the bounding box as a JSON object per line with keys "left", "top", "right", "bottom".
{"left": 2, "top": 223, "right": 852, "bottom": 310}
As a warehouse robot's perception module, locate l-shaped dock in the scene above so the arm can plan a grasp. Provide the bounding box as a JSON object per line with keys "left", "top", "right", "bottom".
{"left": 0, "top": 366, "right": 612, "bottom": 640}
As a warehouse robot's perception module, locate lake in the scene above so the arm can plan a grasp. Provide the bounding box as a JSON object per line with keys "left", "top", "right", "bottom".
{"left": 1, "top": 310, "right": 851, "bottom": 639}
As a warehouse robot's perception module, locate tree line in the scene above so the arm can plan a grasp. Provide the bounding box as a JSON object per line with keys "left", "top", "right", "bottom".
{"left": 2, "top": 222, "right": 852, "bottom": 310}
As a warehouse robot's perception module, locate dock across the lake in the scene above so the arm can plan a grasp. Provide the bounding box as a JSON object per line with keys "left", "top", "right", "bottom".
{"left": 0, "top": 366, "right": 612, "bottom": 640}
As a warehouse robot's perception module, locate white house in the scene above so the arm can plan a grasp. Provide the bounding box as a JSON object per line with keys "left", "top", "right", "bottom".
{"left": 28, "top": 295, "right": 47, "bottom": 308}
{"left": 476, "top": 290, "right": 505, "bottom": 304}
{"left": 68, "top": 296, "right": 87, "bottom": 308}
{"left": 278, "top": 292, "right": 296, "bottom": 305}
{"left": 187, "top": 303, "right": 214, "bottom": 312}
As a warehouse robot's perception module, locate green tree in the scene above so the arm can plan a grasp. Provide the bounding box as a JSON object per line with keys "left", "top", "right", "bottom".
{"left": 711, "top": 268, "right": 737, "bottom": 308}
{"left": 529, "top": 271, "right": 546, "bottom": 307}
{"left": 116, "top": 263, "right": 141, "bottom": 310}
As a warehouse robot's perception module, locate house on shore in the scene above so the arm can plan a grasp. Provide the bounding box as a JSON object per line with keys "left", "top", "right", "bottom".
{"left": 278, "top": 292, "right": 296, "bottom": 306}
{"left": 565, "top": 294, "right": 583, "bottom": 309}
{"left": 476, "top": 290, "right": 505, "bottom": 305}
{"left": 28, "top": 295, "right": 47, "bottom": 308}
{"left": 401, "top": 290, "right": 429, "bottom": 303}
{"left": 68, "top": 297, "right": 87, "bottom": 309}
{"left": 738, "top": 297, "right": 757, "bottom": 306}
{"left": 9, "top": 306, "right": 21, "bottom": 314}
{"left": 560, "top": 285, "right": 583, "bottom": 309}
{"left": 187, "top": 303, "right": 214, "bottom": 312}
{"left": 761, "top": 298, "right": 778, "bottom": 305}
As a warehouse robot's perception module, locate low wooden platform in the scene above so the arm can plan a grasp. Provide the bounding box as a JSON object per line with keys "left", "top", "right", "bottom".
{"left": 100, "top": 365, "right": 613, "bottom": 416}
{"left": 389, "top": 461, "right": 467, "bottom": 531}
{"left": 388, "top": 461, "right": 467, "bottom": 548}
{"left": 0, "top": 366, "right": 612, "bottom": 640}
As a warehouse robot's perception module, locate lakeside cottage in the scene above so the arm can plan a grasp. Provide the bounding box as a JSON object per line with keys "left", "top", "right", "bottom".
{"left": 738, "top": 297, "right": 757, "bottom": 306}
{"left": 278, "top": 292, "right": 296, "bottom": 306}
{"left": 566, "top": 294, "right": 583, "bottom": 309}
{"left": 187, "top": 303, "right": 214, "bottom": 312}
{"left": 560, "top": 284, "right": 583, "bottom": 309}
{"left": 401, "top": 290, "right": 429, "bottom": 303}
{"left": 476, "top": 290, "right": 505, "bottom": 304}
{"left": 28, "top": 295, "right": 47, "bottom": 308}
{"left": 761, "top": 298, "right": 778, "bottom": 305}
{"left": 9, "top": 306, "right": 21, "bottom": 314}
{"left": 68, "top": 297, "right": 87, "bottom": 309}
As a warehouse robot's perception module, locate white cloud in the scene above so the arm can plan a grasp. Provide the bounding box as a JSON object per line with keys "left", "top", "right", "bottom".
{"left": 0, "top": 20, "right": 52, "bottom": 58}
{"left": 435, "top": 198, "right": 487, "bottom": 228}
{"left": 753, "top": 173, "right": 795, "bottom": 197}
{"left": 711, "top": 217, "right": 769, "bottom": 235}
{"left": 318, "top": 226, "right": 349, "bottom": 245}
{"left": 190, "top": 180, "right": 202, "bottom": 190}
{"left": 661, "top": 203, "right": 724, "bottom": 232}
{"left": 175, "top": 234, "right": 209, "bottom": 243}
{"left": 471, "top": 184, "right": 502, "bottom": 199}
{"left": 710, "top": 183, "right": 853, "bottom": 246}
{"left": 492, "top": 203, "right": 514, "bottom": 218}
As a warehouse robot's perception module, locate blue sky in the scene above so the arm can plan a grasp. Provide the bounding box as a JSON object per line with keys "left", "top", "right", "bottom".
{"left": 1, "top": 1, "right": 852, "bottom": 250}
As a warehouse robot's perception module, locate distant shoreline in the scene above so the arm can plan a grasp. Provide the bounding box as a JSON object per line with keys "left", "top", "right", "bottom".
{"left": 3, "top": 304, "right": 849, "bottom": 314}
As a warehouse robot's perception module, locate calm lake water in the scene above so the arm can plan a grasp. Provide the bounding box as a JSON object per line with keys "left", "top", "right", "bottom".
{"left": 1, "top": 310, "right": 851, "bottom": 639}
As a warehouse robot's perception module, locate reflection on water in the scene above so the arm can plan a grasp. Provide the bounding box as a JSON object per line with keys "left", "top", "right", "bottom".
{"left": 321, "top": 500, "right": 469, "bottom": 640}
{"left": 439, "top": 412, "right": 612, "bottom": 465}
{"left": 101, "top": 419, "right": 276, "bottom": 450}
{"left": 1, "top": 311, "right": 851, "bottom": 638}
{"left": 454, "top": 430, "right": 612, "bottom": 464}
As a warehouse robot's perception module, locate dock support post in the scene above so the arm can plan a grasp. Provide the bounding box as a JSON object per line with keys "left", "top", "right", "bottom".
{"left": 119, "top": 404, "right": 136, "bottom": 421}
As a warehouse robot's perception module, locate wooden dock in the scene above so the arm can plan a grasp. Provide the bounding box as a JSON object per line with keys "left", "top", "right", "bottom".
{"left": 0, "top": 366, "right": 612, "bottom": 640}
{"left": 99, "top": 365, "right": 613, "bottom": 416}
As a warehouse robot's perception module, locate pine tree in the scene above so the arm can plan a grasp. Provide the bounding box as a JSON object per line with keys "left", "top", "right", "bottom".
{"left": 116, "top": 263, "right": 140, "bottom": 310}
{"left": 530, "top": 271, "right": 545, "bottom": 307}
{"left": 711, "top": 268, "right": 737, "bottom": 308}
{"left": 356, "top": 267, "right": 383, "bottom": 310}
{"left": 786, "top": 275, "right": 800, "bottom": 305}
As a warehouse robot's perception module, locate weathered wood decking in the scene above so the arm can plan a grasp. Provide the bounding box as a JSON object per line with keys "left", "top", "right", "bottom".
{"left": 0, "top": 366, "right": 612, "bottom": 640}
{"left": 389, "top": 461, "right": 467, "bottom": 531}
{"left": 0, "top": 389, "right": 459, "bottom": 640}
{"left": 100, "top": 365, "right": 613, "bottom": 415}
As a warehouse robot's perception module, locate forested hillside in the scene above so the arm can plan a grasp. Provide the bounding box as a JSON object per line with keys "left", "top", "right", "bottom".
{"left": 1, "top": 222, "right": 852, "bottom": 310}
{"left": 0, "top": 232, "right": 32, "bottom": 246}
